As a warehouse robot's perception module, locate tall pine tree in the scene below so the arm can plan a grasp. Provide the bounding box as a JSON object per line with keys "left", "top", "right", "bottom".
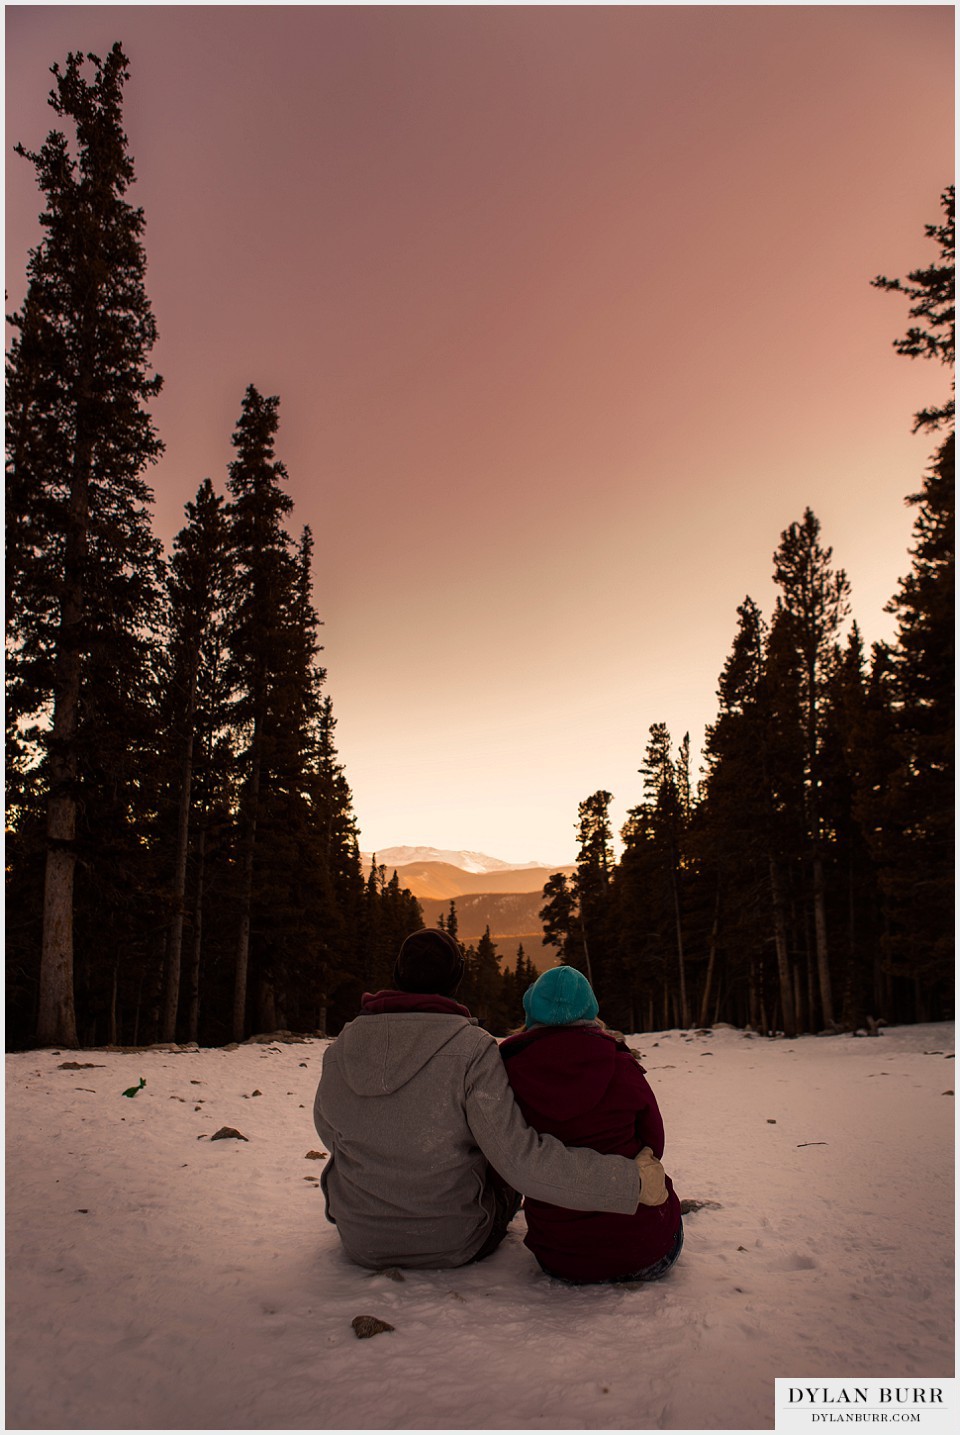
{"left": 873, "top": 187, "right": 954, "bottom": 1015}
{"left": 223, "top": 386, "right": 297, "bottom": 1039}
{"left": 575, "top": 790, "right": 615, "bottom": 995}
{"left": 158, "top": 479, "right": 229, "bottom": 1041}
{"left": 772, "top": 510, "right": 850, "bottom": 1029}
{"left": 6, "top": 46, "right": 164, "bottom": 1046}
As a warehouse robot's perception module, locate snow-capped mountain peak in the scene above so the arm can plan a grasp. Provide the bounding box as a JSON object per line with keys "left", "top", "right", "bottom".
{"left": 360, "top": 846, "right": 544, "bottom": 874}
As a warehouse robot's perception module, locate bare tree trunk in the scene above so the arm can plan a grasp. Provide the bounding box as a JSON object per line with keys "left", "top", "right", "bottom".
{"left": 697, "top": 882, "right": 722, "bottom": 1028}
{"left": 793, "top": 963, "right": 804, "bottom": 1033}
{"left": 670, "top": 863, "right": 690, "bottom": 1028}
{"left": 768, "top": 857, "right": 797, "bottom": 1037}
{"left": 805, "top": 915, "right": 817, "bottom": 1029}
{"left": 841, "top": 854, "right": 861, "bottom": 1030}
{"left": 160, "top": 657, "right": 200, "bottom": 1038}
{"left": 257, "top": 978, "right": 277, "bottom": 1034}
{"left": 39, "top": 827, "right": 79, "bottom": 1047}
{"left": 811, "top": 852, "right": 835, "bottom": 1027}
{"left": 578, "top": 909, "right": 594, "bottom": 988}
{"left": 913, "top": 977, "right": 929, "bottom": 1023}
{"left": 161, "top": 677, "right": 198, "bottom": 1042}
{"left": 108, "top": 963, "right": 118, "bottom": 1045}
{"left": 37, "top": 440, "right": 91, "bottom": 1049}
{"left": 874, "top": 928, "right": 888, "bottom": 1020}
{"left": 233, "top": 732, "right": 262, "bottom": 1042}
{"left": 747, "top": 963, "right": 758, "bottom": 1029}
{"left": 132, "top": 972, "right": 144, "bottom": 1047}
{"left": 759, "top": 981, "right": 769, "bottom": 1037}
{"left": 186, "top": 823, "right": 206, "bottom": 1045}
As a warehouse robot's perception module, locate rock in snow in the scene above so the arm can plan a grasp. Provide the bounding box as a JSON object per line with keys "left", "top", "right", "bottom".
{"left": 209, "top": 1126, "right": 248, "bottom": 1141}
{"left": 351, "top": 1314, "right": 396, "bottom": 1339}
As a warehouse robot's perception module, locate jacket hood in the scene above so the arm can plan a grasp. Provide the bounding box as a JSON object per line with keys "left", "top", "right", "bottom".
{"left": 361, "top": 990, "right": 472, "bottom": 1019}
{"left": 335, "top": 999, "right": 477, "bottom": 1097}
{"left": 500, "top": 1025, "right": 625, "bottom": 1121}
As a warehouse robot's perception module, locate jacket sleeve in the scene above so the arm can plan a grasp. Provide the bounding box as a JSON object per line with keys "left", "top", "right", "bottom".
{"left": 463, "top": 1037, "right": 641, "bottom": 1214}
{"left": 312, "top": 1046, "right": 334, "bottom": 1146}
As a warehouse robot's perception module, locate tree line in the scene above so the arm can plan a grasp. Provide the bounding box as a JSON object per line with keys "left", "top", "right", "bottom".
{"left": 6, "top": 47, "right": 427, "bottom": 1049}
{"left": 541, "top": 188, "right": 954, "bottom": 1037}
{"left": 6, "top": 47, "right": 953, "bottom": 1049}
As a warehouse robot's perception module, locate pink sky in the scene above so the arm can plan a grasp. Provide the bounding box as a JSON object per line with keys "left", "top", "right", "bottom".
{"left": 6, "top": 4, "right": 954, "bottom": 864}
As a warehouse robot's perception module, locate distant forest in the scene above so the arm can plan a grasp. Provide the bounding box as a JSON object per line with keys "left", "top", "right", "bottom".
{"left": 6, "top": 47, "right": 954, "bottom": 1049}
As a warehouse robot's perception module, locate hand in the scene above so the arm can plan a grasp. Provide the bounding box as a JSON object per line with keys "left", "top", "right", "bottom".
{"left": 635, "top": 1146, "right": 669, "bottom": 1207}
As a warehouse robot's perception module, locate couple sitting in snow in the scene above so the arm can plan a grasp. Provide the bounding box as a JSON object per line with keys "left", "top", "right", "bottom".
{"left": 313, "top": 929, "right": 683, "bottom": 1283}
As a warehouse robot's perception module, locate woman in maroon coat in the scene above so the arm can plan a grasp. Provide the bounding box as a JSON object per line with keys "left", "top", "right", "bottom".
{"left": 500, "top": 965, "right": 683, "bottom": 1284}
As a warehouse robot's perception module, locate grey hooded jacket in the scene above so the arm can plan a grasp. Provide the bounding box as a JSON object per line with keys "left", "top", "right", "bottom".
{"left": 313, "top": 1006, "right": 642, "bottom": 1269}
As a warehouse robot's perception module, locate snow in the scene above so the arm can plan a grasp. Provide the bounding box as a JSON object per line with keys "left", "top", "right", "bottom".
{"left": 5, "top": 1022, "right": 954, "bottom": 1431}
{"left": 362, "top": 847, "right": 544, "bottom": 874}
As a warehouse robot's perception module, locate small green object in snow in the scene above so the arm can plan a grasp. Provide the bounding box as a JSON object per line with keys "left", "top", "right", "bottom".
{"left": 122, "top": 1077, "right": 146, "bottom": 1098}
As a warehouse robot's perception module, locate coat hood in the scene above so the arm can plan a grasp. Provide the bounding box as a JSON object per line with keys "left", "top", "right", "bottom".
{"left": 500, "top": 1025, "right": 629, "bottom": 1121}
{"left": 334, "top": 998, "right": 478, "bottom": 1097}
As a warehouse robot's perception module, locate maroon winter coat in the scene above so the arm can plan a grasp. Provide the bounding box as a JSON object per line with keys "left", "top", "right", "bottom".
{"left": 499, "top": 1024, "right": 681, "bottom": 1282}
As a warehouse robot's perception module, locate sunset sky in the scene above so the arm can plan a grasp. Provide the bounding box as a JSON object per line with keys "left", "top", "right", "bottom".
{"left": 6, "top": 4, "right": 954, "bottom": 865}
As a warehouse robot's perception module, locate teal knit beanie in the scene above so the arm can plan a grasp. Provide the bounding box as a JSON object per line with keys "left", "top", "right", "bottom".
{"left": 523, "top": 966, "right": 599, "bottom": 1027}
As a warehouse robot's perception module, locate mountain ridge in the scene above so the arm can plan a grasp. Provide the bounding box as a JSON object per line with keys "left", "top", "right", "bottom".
{"left": 360, "top": 847, "right": 574, "bottom": 964}
{"left": 360, "top": 857, "right": 576, "bottom": 901}
{"left": 361, "top": 845, "right": 550, "bottom": 874}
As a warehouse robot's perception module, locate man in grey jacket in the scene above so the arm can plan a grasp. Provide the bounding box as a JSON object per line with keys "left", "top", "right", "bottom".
{"left": 314, "top": 928, "right": 667, "bottom": 1270}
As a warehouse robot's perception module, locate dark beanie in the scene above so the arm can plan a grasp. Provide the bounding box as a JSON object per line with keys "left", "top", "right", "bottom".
{"left": 394, "top": 928, "right": 465, "bottom": 996}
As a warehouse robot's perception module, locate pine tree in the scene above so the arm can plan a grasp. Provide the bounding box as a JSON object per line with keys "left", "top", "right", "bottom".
{"left": 498, "top": 943, "right": 533, "bottom": 1032}
{"left": 6, "top": 46, "right": 164, "bottom": 1047}
{"left": 360, "top": 861, "right": 390, "bottom": 994}
{"left": 514, "top": 943, "right": 533, "bottom": 995}
{"left": 300, "top": 692, "right": 366, "bottom": 1033}
{"left": 851, "top": 642, "right": 912, "bottom": 1018}
{"left": 473, "top": 926, "right": 502, "bottom": 1030}
{"left": 158, "top": 479, "right": 228, "bottom": 1041}
{"left": 819, "top": 625, "right": 891, "bottom": 1028}
{"left": 882, "top": 435, "right": 954, "bottom": 1012}
{"left": 575, "top": 790, "right": 615, "bottom": 994}
{"left": 638, "top": 726, "right": 690, "bottom": 1027}
{"left": 222, "top": 385, "right": 296, "bottom": 1039}
{"left": 699, "top": 598, "right": 800, "bottom": 1035}
{"left": 873, "top": 185, "right": 954, "bottom": 433}
{"left": 872, "top": 188, "right": 954, "bottom": 1018}
{"left": 350, "top": 862, "right": 423, "bottom": 1030}
{"left": 611, "top": 822, "right": 663, "bottom": 1033}
{"left": 539, "top": 872, "right": 582, "bottom": 970}
{"left": 772, "top": 509, "right": 851, "bottom": 1028}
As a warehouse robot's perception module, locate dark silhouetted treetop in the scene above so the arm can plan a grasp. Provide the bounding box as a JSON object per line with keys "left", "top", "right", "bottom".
{"left": 872, "top": 184, "right": 954, "bottom": 432}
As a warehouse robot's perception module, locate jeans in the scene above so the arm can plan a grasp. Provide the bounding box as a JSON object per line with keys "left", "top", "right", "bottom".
{"left": 468, "top": 1172, "right": 523, "bottom": 1264}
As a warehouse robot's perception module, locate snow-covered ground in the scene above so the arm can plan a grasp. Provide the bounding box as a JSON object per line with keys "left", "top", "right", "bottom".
{"left": 5, "top": 1022, "right": 955, "bottom": 1431}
